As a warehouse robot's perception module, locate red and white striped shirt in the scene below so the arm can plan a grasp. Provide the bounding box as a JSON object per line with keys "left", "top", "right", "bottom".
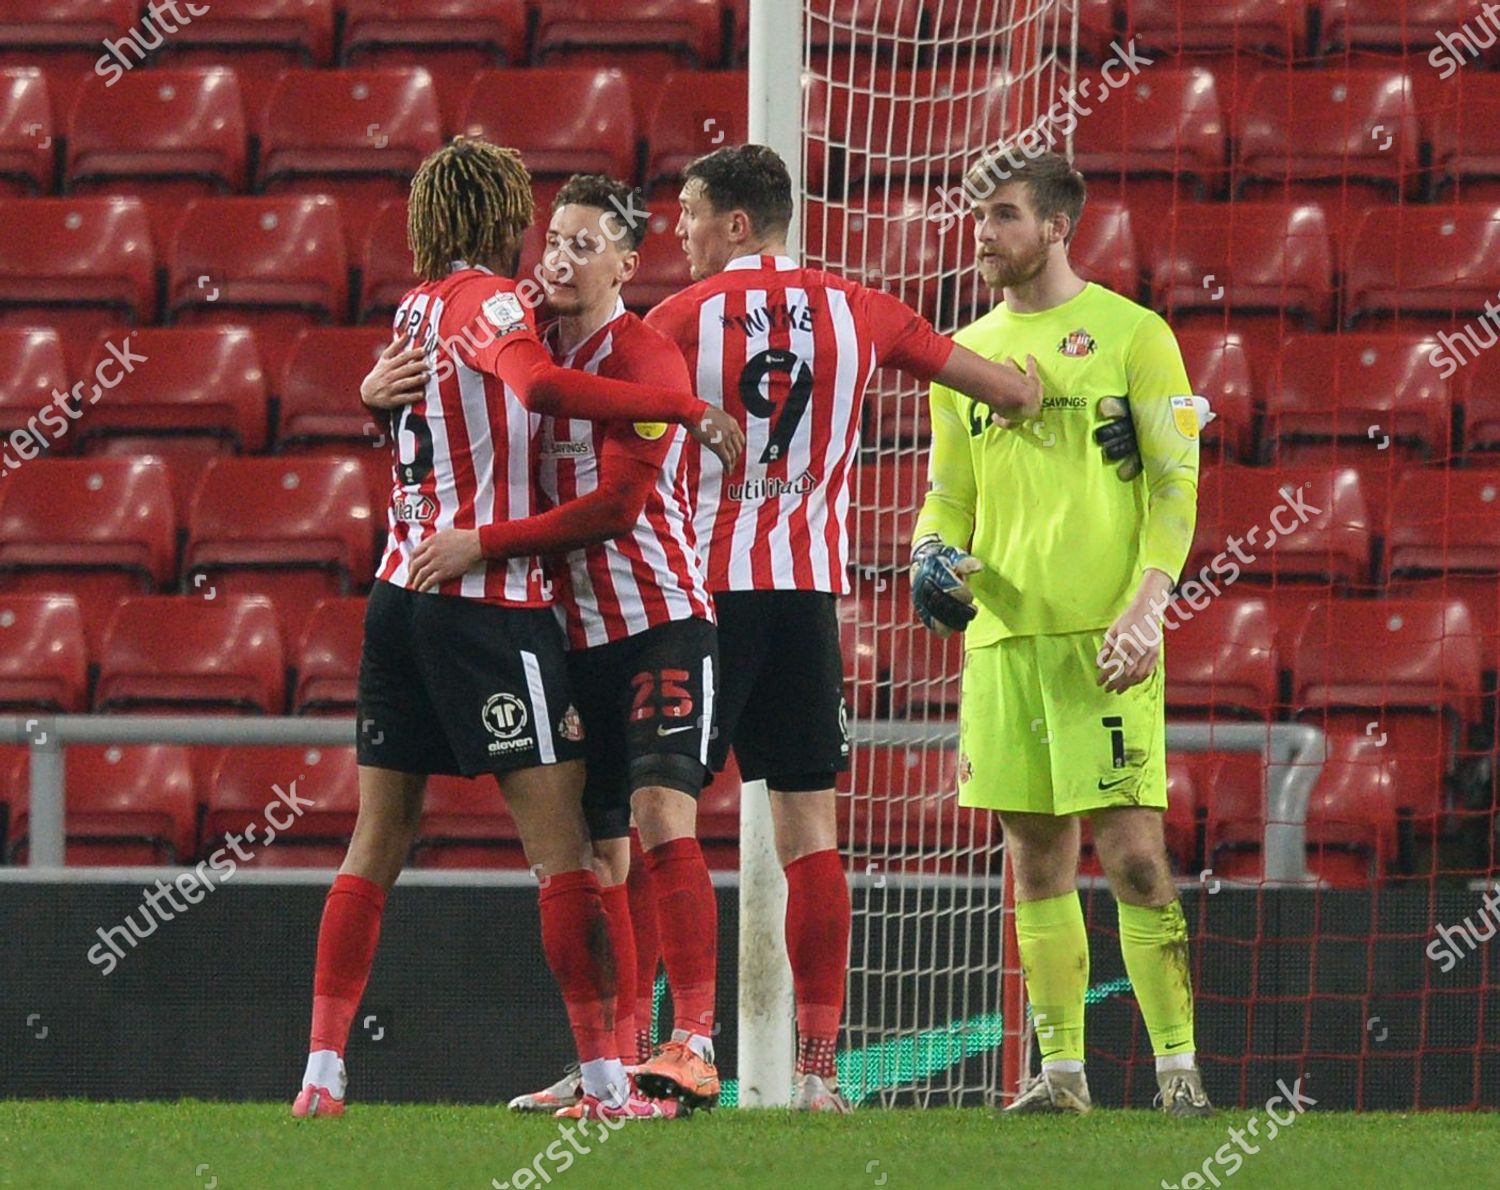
{"left": 646, "top": 254, "right": 954, "bottom": 595}
{"left": 539, "top": 300, "right": 714, "bottom": 648}
{"left": 375, "top": 266, "right": 551, "bottom": 606}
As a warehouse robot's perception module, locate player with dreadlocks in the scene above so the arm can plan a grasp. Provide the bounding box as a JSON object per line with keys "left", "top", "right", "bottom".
{"left": 290, "top": 138, "right": 742, "bottom": 1120}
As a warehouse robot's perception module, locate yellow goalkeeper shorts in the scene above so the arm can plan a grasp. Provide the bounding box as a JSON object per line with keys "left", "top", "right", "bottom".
{"left": 957, "top": 629, "right": 1167, "bottom": 817}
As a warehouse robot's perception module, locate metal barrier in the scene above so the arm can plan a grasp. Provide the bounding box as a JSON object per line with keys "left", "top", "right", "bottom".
{"left": 3, "top": 717, "right": 1323, "bottom": 883}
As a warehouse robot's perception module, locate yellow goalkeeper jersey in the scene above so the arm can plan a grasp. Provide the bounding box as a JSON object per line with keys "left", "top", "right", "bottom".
{"left": 912, "top": 281, "right": 1199, "bottom": 646}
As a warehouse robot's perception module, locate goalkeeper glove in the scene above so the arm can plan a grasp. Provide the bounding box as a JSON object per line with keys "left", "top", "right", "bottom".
{"left": 1094, "top": 395, "right": 1216, "bottom": 481}
{"left": 910, "top": 534, "right": 983, "bottom": 637}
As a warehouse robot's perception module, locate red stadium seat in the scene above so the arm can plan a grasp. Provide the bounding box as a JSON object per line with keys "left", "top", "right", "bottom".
{"left": 1062, "top": 196, "right": 1140, "bottom": 300}
{"left": 0, "top": 742, "right": 26, "bottom": 857}
{"left": 1456, "top": 342, "right": 1500, "bottom": 455}
{"left": 1073, "top": 66, "right": 1226, "bottom": 205}
{"left": 0, "top": 327, "right": 70, "bottom": 444}
{"left": 887, "top": 618, "right": 964, "bottom": 718}
{"left": 96, "top": 595, "right": 286, "bottom": 715}
{"left": 8, "top": 745, "right": 197, "bottom": 865}
{"left": 292, "top": 596, "right": 364, "bottom": 714}
{"left": 1345, "top": 204, "right": 1500, "bottom": 328}
{"left": 1433, "top": 75, "right": 1500, "bottom": 201}
{"left": 811, "top": 68, "right": 1013, "bottom": 189}
{"left": 1319, "top": 0, "right": 1492, "bottom": 58}
{"left": 929, "top": 0, "right": 1116, "bottom": 65}
{"left": 0, "top": 458, "right": 175, "bottom": 651}
{"left": 533, "top": 0, "right": 723, "bottom": 68}
{"left": 863, "top": 380, "right": 931, "bottom": 447}
{"left": 1123, "top": 0, "right": 1306, "bottom": 55}
{"left": 1386, "top": 471, "right": 1500, "bottom": 668}
{"left": 0, "top": 593, "right": 86, "bottom": 710}
{"left": 0, "top": 0, "right": 137, "bottom": 116}
{"left": 412, "top": 773, "right": 523, "bottom": 868}
{"left": 850, "top": 455, "right": 927, "bottom": 572}
{"left": 645, "top": 71, "right": 749, "bottom": 194}
{"left": 358, "top": 199, "right": 414, "bottom": 324}
{"left": 841, "top": 746, "right": 986, "bottom": 869}
{"left": 65, "top": 67, "right": 247, "bottom": 245}
{"left": 165, "top": 195, "right": 348, "bottom": 378}
{"left": 1304, "top": 732, "right": 1401, "bottom": 888}
{"left": 149, "top": 0, "right": 336, "bottom": 110}
{"left": 1188, "top": 464, "right": 1373, "bottom": 587}
{"left": 1164, "top": 595, "right": 1277, "bottom": 719}
{"left": 76, "top": 326, "right": 270, "bottom": 455}
{"left": 1148, "top": 201, "right": 1333, "bottom": 327}
{"left": 277, "top": 326, "right": 393, "bottom": 448}
{"left": 1174, "top": 329, "right": 1256, "bottom": 462}
{"left": 459, "top": 68, "right": 637, "bottom": 183}
{"left": 0, "top": 67, "right": 54, "bottom": 194}
{"left": 1235, "top": 68, "right": 1419, "bottom": 206}
{"left": 804, "top": 198, "right": 953, "bottom": 321}
{"left": 257, "top": 69, "right": 443, "bottom": 250}
{"left": 1198, "top": 749, "right": 1268, "bottom": 882}
{"left": 340, "top": 0, "right": 526, "bottom": 121}
{"left": 184, "top": 456, "right": 374, "bottom": 643}
{"left": 1291, "top": 598, "right": 1482, "bottom": 822}
{"left": 204, "top": 745, "right": 359, "bottom": 866}
{"left": 0, "top": 196, "right": 155, "bottom": 336}
{"left": 1267, "top": 333, "right": 1452, "bottom": 462}
{"left": 626, "top": 202, "right": 693, "bottom": 312}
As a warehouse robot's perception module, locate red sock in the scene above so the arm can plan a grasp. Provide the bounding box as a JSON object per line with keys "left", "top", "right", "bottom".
{"left": 628, "top": 835, "right": 660, "bottom": 1060}
{"left": 537, "top": 868, "right": 615, "bottom": 1063}
{"left": 599, "top": 883, "right": 637, "bottom": 1063}
{"left": 643, "top": 836, "right": 718, "bottom": 1040}
{"left": 784, "top": 848, "right": 850, "bottom": 1074}
{"left": 309, "top": 873, "right": 388, "bottom": 1056}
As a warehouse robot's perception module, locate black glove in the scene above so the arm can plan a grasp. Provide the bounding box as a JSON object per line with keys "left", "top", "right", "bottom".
{"left": 910, "top": 535, "right": 982, "bottom": 636}
{"left": 1095, "top": 396, "right": 1141, "bottom": 481}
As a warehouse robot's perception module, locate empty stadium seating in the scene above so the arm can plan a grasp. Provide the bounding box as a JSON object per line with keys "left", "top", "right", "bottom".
{"left": 1164, "top": 595, "right": 1277, "bottom": 720}
{"left": 204, "top": 745, "right": 359, "bottom": 867}
{"left": 1235, "top": 68, "right": 1419, "bottom": 207}
{"left": 645, "top": 71, "right": 749, "bottom": 195}
{"left": 276, "top": 326, "right": 393, "bottom": 448}
{"left": 0, "top": 593, "right": 86, "bottom": 711}
{"left": 0, "top": 196, "right": 156, "bottom": 336}
{"left": 0, "top": 326, "right": 70, "bottom": 442}
{"left": 459, "top": 68, "right": 637, "bottom": 183}
{"left": 0, "top": 67, "right": 54, "bottom": 195}
{"left": 0, "top": 0, "right": 137, "bottom": 115}
{"left": 257, "top": 68, "right": 443, "bottom": 248}
{"left": 1433, "top": 75, "right": 1500, "bottom": 201}
{"left": 1174, "top": 329, "right": 1256, "bottom": 461}
{"left": 358, "top": 199, "right": 414, "bottom": 323}
{"left": 412, "top": 773, "right": 522, "bottom": 868}
{"left": 1344, "top": 204, "right": 1500, "bottom": 327}
{"left": 7, "top": 744, "right": 197, "bottom": 865}
{"left": 1319, "top": 0, "right": 1491, "bottom": 58}
{"left": 96, "top": 595, "right": 286, "bottom": 715}
{"left": 1073, "top": 66, "right": 1225, "bottom": 207}
{"left": 184, "top": 456, "right": 375, "bottom": 642}
{"left": 533, "top": 0, "right": 724, "bottom": 70}
{"left": 165, "top": 195, "right": 348, "bottom": 376}
{"left": 626, "top": 203, "right": 694, "bottom": 311}
{"left": 292, "top": 597, "right": 365, "bottom": 715}
{"left": 65, "top": 67, "right": 248, "bottom": 243}
{"left": 1051, "top": 196, "right": 1141, "bottom": 300}
{"left": 0, "top": 458, "right": 176, "bottom": 651}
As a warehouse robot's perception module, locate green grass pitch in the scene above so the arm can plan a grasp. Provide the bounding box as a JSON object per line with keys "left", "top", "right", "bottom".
{"left": 5, "top": 1103, "right": 1499, "bottom": 1189}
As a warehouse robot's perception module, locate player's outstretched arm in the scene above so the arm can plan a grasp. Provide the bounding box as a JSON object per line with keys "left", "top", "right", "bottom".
{"left": 406, "top": 437, "right": 660, "bottom": 592}
{"left": 492, "top": 337, "right": 744, "bottom": 471}
{"left": 932, "top": 345, "right": 1042, "bottom": 420}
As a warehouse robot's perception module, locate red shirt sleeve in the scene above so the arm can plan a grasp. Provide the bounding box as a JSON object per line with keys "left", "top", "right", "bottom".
{"left": 477, "top": 423, "right": 663, "bottom": 558}
{"left": 441, "top": 274, "right": 543, "bottom": 374}
{"left": 860, "top": 285, "right": 956, "bottom": 381}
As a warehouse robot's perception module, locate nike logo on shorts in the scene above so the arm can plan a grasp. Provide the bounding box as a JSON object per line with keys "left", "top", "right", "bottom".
{"left": 657, "top": 723, "right": 697, "bottom": 737}
{"left": 1097, "top": 775, "right": 1134, "bottom": 792}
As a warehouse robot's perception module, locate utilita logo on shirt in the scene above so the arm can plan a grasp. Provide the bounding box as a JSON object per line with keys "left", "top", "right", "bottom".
{"left": 728, "top": 470, "right": 816, "bottom": 501}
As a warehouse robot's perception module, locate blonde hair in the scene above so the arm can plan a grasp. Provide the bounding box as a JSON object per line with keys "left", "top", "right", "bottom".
{"left": 408, "top": 136, "right": 534, "bottom": 281}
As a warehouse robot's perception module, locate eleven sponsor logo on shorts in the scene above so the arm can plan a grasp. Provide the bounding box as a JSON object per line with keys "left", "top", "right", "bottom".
{"left": 482, "top": 691, "right": 535, "bottom": 755}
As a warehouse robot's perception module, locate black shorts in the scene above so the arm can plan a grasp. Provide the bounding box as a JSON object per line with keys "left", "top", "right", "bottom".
{"left": 708, "top": 590, "right": 850, "bottom": 787}
{"left": 568, "top": 616, "right": 718, "bottom": 841}
{"left": 356, "top": 580, "right": 586, "bottom": 777}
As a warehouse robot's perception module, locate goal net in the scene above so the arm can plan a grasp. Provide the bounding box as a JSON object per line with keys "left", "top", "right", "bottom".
{"left": 793, "top": 0, "right": 1079, "bottom": 1108}
{"left": 777, "top": 0, "right": 1500, "bottom": 1112}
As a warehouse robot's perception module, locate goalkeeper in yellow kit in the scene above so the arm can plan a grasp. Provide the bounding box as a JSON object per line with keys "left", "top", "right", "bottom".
{"left": 911, "top": 149, "right": 1211, "bottom": 1117}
